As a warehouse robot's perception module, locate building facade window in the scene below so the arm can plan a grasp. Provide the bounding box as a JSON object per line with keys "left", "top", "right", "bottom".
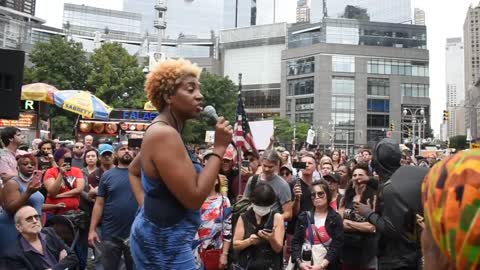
{"left": 295, "top": 97, "right": 314, "bottom": 111}
{"left": 243, "top": 89, "right": 280, "bottom": 109}
{"left": 367, "top": 114, "right": 390, "bottom": 127}
{"left": 332, "top": 77, "right": 355, "bottom": 95}
{"left": 332, "top": 96, "right": 355, "bottom": 111}
{"left": 367, "top": 78, "right": 390, "bottom": 96}
{"left": 367, "top": 59, "right": 429, "bottom": 77}
{"left": 295, "top": 112, "right": 314, "bottom": 124}
{"left": 286, "top": 99, "right": 292, "bottom": 112}
{"left": 287, "top": 57, "right": 315, "bottom": 76}
{"left": 332, "top": 55, "right": 355, "bottom": 73}
{"left": 401, "top": 83, "right": 429, "bottom": 97}
{"left": 287, "top": 77, "right": 314, "bottom": 96}
{"left": 367, "top": 129, "right": 386, "bottom": 142}
{"left": 367, "top": 99, "right": 390, "bottom": 112}
{"left": 326, "top": 26, "right": 359, "bottom": 45}
{"left": 332, "top": 112, "right": 355, "bottom": 127}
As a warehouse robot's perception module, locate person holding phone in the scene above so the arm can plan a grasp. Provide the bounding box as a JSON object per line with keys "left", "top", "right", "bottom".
{"left": 0, "top": 153, "right": 45, "bottom": 253}
{"left": 43, "top": 148, "right": 84, "bottom": 216}
{"left": 233, "top": 183, "right": 284, "bottom": 270}
{"left": 36, "top": 140, "right": 57, "bottom": 172}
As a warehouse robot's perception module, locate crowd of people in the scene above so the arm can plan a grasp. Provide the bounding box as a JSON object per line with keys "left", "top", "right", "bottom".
{"left": 0, "top": 58, "right": 478, "bottom": 270}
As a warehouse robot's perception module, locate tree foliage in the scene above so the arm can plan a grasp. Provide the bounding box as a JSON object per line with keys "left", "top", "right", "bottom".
{"left": 270, "top": 116, "right": 310, "bottom": 145}
{"left": 182, "top": 72, "right": 237, "bottom": 144}
{"left": 24, "top": 37, "right": 91, "bottom": 139}
{"left": 342, "top": 5, "right": 370, "bottom": 21}
{"left": 86, "top": 42, "right": 146, "bottom": 109}
{"left": 449, "top": 135, "right": 468, "bottom": 150}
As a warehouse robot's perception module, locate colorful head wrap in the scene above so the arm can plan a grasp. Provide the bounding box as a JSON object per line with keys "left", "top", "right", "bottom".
{"left": 422, "top": 150, "right": 480, "bottom": 270}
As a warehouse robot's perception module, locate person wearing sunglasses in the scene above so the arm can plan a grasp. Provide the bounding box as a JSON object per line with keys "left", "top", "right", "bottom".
{"left": 280, "top": 164, "right": 293, "bottom": 183}
{"left": 71, "top": 142, "right": 85, "bottom": 169}
{"left": 0, "top": 205, "right": 78, "bottom": 269}
{"left": 291, "top": 180, "right": 343, "bottom": 270}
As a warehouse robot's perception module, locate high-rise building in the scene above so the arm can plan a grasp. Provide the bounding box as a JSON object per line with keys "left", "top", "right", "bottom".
{"left": 123, "top": 0, "right": 253, "bottom": 39}
{"left": 445, "top": 37, "right": 465, "bottom": 137}
{"left": 464, "top": 3, "right": 480, "bottom": 140}
{"left": 255, "top": 0, "right": 296, "bottom": 25}
{"left": 282, "top": 18, "right": 429, "bottom": 154}
{"left": 296, "top": 0, "right": 311, "bottom": 23}
{"left": 63, "top": 3, "right": 143, "bottom": 40}
{"left": 414, "top": 8, "right": 425, "bottom": 25}
{"left": 311, "top": 0, "right": 412, "bottom": 24}
{"left": 0, "top": 0, "right": 35, "bottom": 16}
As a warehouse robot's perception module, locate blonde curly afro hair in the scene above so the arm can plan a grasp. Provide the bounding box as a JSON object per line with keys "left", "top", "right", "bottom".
{"left": 145, "top": 58, "right": 202, "bottom": 111}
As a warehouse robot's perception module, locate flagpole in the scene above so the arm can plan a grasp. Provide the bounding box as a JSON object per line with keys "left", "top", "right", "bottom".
{"left": 237, "top": 73, "right": 243, "bottom": 199}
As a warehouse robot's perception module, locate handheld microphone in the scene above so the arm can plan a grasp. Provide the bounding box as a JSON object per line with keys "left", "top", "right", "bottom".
{"left": 201, "top": 105, "right": 236, "bottom": 148}
{"left": 202, "top": 105, "right": 218, "bottom": 122}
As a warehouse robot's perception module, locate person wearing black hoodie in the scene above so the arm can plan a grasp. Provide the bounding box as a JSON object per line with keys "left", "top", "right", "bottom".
{"left": 354, "top": 139, "right": 424, "bottom": 270}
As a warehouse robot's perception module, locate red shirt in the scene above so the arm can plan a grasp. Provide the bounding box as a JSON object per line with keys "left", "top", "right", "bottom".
{"left": 44, "top": 167, "right": 83, "bottom": 214}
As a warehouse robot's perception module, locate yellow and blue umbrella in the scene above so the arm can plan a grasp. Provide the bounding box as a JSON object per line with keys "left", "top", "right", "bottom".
{"left": 53, "top": 90, "right": 112, "bottom": 120}
{"left": 21, "top": 83, "right": 58, "bottom": 104}
{"left": 144, "top": 101, "right": 156, "bottom": 111}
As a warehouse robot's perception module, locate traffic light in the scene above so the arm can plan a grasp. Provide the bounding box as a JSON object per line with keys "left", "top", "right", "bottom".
{"left": 389, "top": 123, "right": 395, "bottom": 131}
{"left": 443, "top": 110, "right": 449, "bottom": 121}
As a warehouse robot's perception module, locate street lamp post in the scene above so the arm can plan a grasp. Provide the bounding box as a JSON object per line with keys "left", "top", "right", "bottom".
{"left": 403, "top": 107, "right": 425, "bottom": 155}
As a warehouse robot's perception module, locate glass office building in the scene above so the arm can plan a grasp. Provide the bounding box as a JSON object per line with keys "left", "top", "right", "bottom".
{"left": 123, "top": 0, "right": 252, "bottom": 39}
{"left": 63, "top": 3, "right": 142, "bottom": 40}
{"left": 310, "top": 0, "right": 411, "bottom": 24}
{"left": 282, "top": 17, "right": 430, "bottom": 153}
{"left": 288, "top": 18, "right": 426, "bottom": 49}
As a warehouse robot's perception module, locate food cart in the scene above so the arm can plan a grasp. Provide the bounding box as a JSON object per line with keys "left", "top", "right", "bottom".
{"left": 76, "top": 108, "right": 159, "bottom": 142}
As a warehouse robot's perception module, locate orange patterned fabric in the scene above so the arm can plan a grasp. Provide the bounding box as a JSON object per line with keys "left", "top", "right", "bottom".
{"left": 422, "top": 150, "right": 480, "bottom": 270}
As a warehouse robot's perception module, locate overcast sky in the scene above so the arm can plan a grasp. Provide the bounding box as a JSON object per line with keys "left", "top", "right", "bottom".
{"left": 35, "top": 0, "right": 480, "bottom": 135}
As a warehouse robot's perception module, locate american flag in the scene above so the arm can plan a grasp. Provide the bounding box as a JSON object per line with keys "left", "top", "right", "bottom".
{"left": 233, "top": 92, "right": 257, "bottom": 157}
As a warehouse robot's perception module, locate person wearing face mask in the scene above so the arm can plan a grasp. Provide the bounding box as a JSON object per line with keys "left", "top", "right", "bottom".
{"left": 0, "top": 154, "right": 44, "bottom": 254}
{"left": 233, "top": 183, "right": 285, "bottom": 270}
{"left": 291, "top": 180, "right": 343, "bottom": 270}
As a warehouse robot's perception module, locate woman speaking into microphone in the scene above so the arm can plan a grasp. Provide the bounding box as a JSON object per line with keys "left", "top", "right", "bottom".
{"left": 128, "top": 59, "right": 233, "bottom": 269}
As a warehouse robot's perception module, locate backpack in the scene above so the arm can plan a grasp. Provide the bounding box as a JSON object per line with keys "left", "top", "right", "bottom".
{"left": 231, "top": 175, "right": 259, "bottom": 228}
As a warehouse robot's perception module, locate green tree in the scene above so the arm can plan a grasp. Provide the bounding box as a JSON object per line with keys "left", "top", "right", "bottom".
{"left": 183, "top": 72, "right": 237, "bottom": 144}
{"left": 86, "top": 42, "right": 146, "bottom": 109}
{"left": 449, "top": 135, "right": 468, "bottom": 150}
{"left": 24, "top": 36, "right": 91, "bottom": 139}
{"left": 342, "top": 5, "right": 370, "bottom": 21}
{"left": 270, "top": 116, "right": 310, "bottom": 145}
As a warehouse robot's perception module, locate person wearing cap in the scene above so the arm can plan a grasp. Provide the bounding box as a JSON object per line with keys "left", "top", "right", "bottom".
{"left": 354, "top": 138, "right": 424, "bottom": 270}
{"left": 230, "top": 150, "right": 261, "bottom": 202}
{"left": 323, "top": 172, "right": 343, "bottom": 211}
{"left": 87, "top": 143, "right": 115, "bottom": 200}
{"left": 422, "top": 150, "right": 480, "bottom": 270}
{"left": 279, "top": 164, "right": 293, "bottom": 183}
{"left": 221, "top": 148, "right": 240, "bottom": 202}
{"left": 88, "top": 143, "right": 138, "bottom": 270}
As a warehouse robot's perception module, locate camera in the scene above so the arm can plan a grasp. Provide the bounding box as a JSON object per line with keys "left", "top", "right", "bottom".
{"left": 292, "top": 161, "right": 307, "bottom": 169}
{"left": 242, "top": 160, "right": 250, "bottom": 168}
{"left": 301, "top": 242, "right": 312, "bottom": 262}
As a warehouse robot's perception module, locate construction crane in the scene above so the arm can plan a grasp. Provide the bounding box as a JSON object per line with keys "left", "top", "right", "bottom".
{"left": 323, "top": 0, "right": 328, "bottom": 19}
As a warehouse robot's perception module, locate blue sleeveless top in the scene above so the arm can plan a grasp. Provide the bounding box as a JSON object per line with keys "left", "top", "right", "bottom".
{"left": 142, "top": 148, "right": 203, "bottom": 227}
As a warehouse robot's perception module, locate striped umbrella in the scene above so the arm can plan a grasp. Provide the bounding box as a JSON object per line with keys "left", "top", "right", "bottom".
{"left": 53, "top": 90, "right": 112, "bottom": 120}
{"left": 21, "top": 83, "right": 58, "bottom": 104}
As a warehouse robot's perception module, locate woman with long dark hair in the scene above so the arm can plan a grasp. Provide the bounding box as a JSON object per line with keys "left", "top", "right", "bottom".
{"left": 292, "top": 180, "right": 343, "bottom": 270}
{"left": 339, "top": 164, "right": 379, "bottom": 270}
{"left": 128, "top": 59, "right": 233, "bottom": 269}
